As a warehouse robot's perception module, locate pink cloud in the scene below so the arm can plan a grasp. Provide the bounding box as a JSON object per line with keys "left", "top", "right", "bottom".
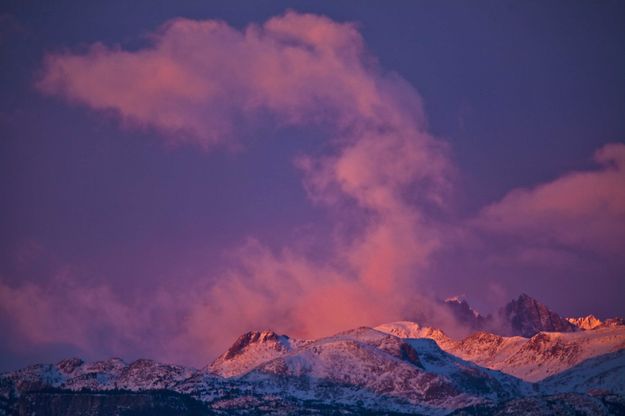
{"left": 179, "top": 239, "right": 465, "bottom": 358}
{"left": 475, "top": 142, "right": 625, "bottom": 255}
{"left": 25, "top": 11, "right": 455, "bottom": 363}
{"left": 0, "top": 239, "right": 460, "bottom": 366}
{"left": 23, "top": 11, "right": 625, "bottom": 365}
{"left": 0, "top": 267, "right": 209, "bottom": 364}
{"left": 0, "top": 273, "right": 140, "bottom": 355}
{"left": 38, "top": 13, "right": 424, "bottom": 149}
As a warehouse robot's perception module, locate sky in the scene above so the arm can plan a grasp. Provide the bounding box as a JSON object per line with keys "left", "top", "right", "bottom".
{"left": 1, "top": 0, "right": 624, "bottom": 371}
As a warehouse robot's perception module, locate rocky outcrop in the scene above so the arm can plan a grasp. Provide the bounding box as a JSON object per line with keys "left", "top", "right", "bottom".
{"left": 497, "top": 294, "right": 578, "bottom": 337}
{"left": 567, "top": 315, "right": 603, "bottom": 330}
{"left": 207, "top": 330, "right": 304, "bottom": 378}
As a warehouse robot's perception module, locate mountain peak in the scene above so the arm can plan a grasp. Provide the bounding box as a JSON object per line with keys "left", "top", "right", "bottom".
{"left": 444, "top": 296, "right": 483, "bottom": 320}
{"left": 223, "top": 330, "right": 287, "bottom": 360}
{"left": 3, "top": 321, "right": 625, "bottom": 414}
{"left": 567, "top": 314, "right": 603, "bottom": 330}
{"left": 499, "top": 293, "right": 577, "bottom": 337}
{"left": 514, "top": 293, "right": 543, "bottom": 308}
{"left": 208, "top": 329, "right": 303, "bottom": 377}
{"left": 421, "top": 293, "right": 607, "bottom": 338}
{"left": 436, "top": 296, "right": 489, "bottom": 337}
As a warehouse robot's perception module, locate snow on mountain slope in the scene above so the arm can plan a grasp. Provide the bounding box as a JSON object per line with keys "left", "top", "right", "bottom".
{"left": 449, "top": 332, "right": 527, "bottom": 366}
{"left": 240, "top": 327, "right": 529, "bottom": 414}
{"left": 377, "top": 321, "right": 625, "bottom": 382}
{"left": 375, "top": 321, "right": 455, "bottom": 349}
{"left": 0, "top": 327, "right": 531, "bottom": 415}
{"left": 405, "top": 338, "right": 531, "bottom": 398}
{"left": 540, "top": 349, "right": 625, "bottom": 395}
{"left": 2, "top": 313, "right": 623, "bottom": 415}
{"left": 489, "top": 327, "right": 625, "bottom": 382}
{"left": 207, "top": 330, "right": 307, "bottom": 377}
{"left": 567, "top": 315, "right": 604, "bottom": 330}
{"left": 566, "top": 315, "right": 625, "bottom": 330}
{"left": 113, "top": 359, "right": 198, "bottom": 390}
{"left": 0, "top": 357, "right": 198, "bottom": 398}
{"left": 0, "top": 364, "right": 65, "bottom": 398}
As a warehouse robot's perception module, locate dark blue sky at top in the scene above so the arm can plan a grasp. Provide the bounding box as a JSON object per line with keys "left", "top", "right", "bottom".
{"left": 1, "top": 1, "right": 624, "bottom": 318}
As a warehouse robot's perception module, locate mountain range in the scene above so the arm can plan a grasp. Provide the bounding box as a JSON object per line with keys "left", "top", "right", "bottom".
{"left": 1, "top": 294, "right": 624, "bottom": 415}
{"left": 439, "top": 293, "right": 580, "bottom": 337}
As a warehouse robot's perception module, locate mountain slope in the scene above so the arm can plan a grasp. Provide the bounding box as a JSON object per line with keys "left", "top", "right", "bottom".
{"left": 567, "top": 315, "right": 603, "bottom": 330}
{"left": 375, "top": 321, "right": 454, "bottom": 349}
{"left": 377, "top": 321, "right": 625, "bottom": 382}
{"left": 540, "top": 349, "right": 625, "bottom": 395}
{"left": 240, "top": 327, "right": 530, "bottom": 414}
{"left": 206, "top": 330, "right": 306, "bottom": 377}
{"left": 1, "top": 327, "right": 532, "bottom": 415}
{"left": 2, "top": 312, "right": 624, "bottom": 415}
{"left": 464, "top": 327, "right": 625, "bottom": 382}
{"left": 0, "top": 357, "right": 199, "bottom": 398}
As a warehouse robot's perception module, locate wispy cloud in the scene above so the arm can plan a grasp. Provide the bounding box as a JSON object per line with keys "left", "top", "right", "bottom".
{"left": 3, "top": 11, "right": 621, "bottom": 367}
{"left": 475, "top": 142, "right": 625, "bottom": 255}
{"left": 28, "top": 11, "right": 454, "bottom": 363}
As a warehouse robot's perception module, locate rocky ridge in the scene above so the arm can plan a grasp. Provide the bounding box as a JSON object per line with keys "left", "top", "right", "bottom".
{"left": 1, "top": 294, "right": 624, "bottom": 415}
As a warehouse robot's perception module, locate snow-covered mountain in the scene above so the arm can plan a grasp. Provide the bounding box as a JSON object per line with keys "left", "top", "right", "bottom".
{"left": 440, "top": 294, "right": 579, "bottom": 338}
{"left": 0, "top": 327, "right": 531, "bottom": 415}
{"left": 2, "top": 294, "right": 624, "bottom": 415}
{"left": 567, "top": 314, "right": 604, "bottom": 330}
{"left": 207, "top": 330, "right": 307, "bottom": 377}
{"left": 378, "top": 321, "right": 625, "bottom": 382}
{"left": 239, "top": 327, "right": 530, "bottom": 414}
{"left": 540, "top": 349, "right": 625, "bottom": 395}
{"left": 567, "top": 314, "right": 625, "bottom": 330}
{"left": 0, "top": 357, "right": 199, "bottom": 398}
{"left": 375, "top": 321, "right": 454, "bottom": 349}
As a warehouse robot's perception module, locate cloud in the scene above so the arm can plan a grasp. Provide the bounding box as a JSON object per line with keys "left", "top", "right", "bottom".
{"left": 39, "top": 13, "right": 423, "bottom": 148}
{"left": 420, "top": 142, "right": 625, "bottom": 321}
{"left": 0, "top": 263, "right": 207, "bottom": 365}
{"left": 25, "top": 10, "right": 624, "bottom": 367}
{"left": 37, "top": 10, "right": 450, "bottom": 259}
{"left": 25, "top": 11, "right": 454, "bottom": 364}
{"left": 475, "top": 142, "right": 625, "bottom": 255}
{"left": 0, "top": 273, "right": 139, "bottom": 357}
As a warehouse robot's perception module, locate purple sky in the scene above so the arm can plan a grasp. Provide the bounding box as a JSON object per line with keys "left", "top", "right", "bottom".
{"left": 1, "top": 1, "right": 624, "bottom": 371}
